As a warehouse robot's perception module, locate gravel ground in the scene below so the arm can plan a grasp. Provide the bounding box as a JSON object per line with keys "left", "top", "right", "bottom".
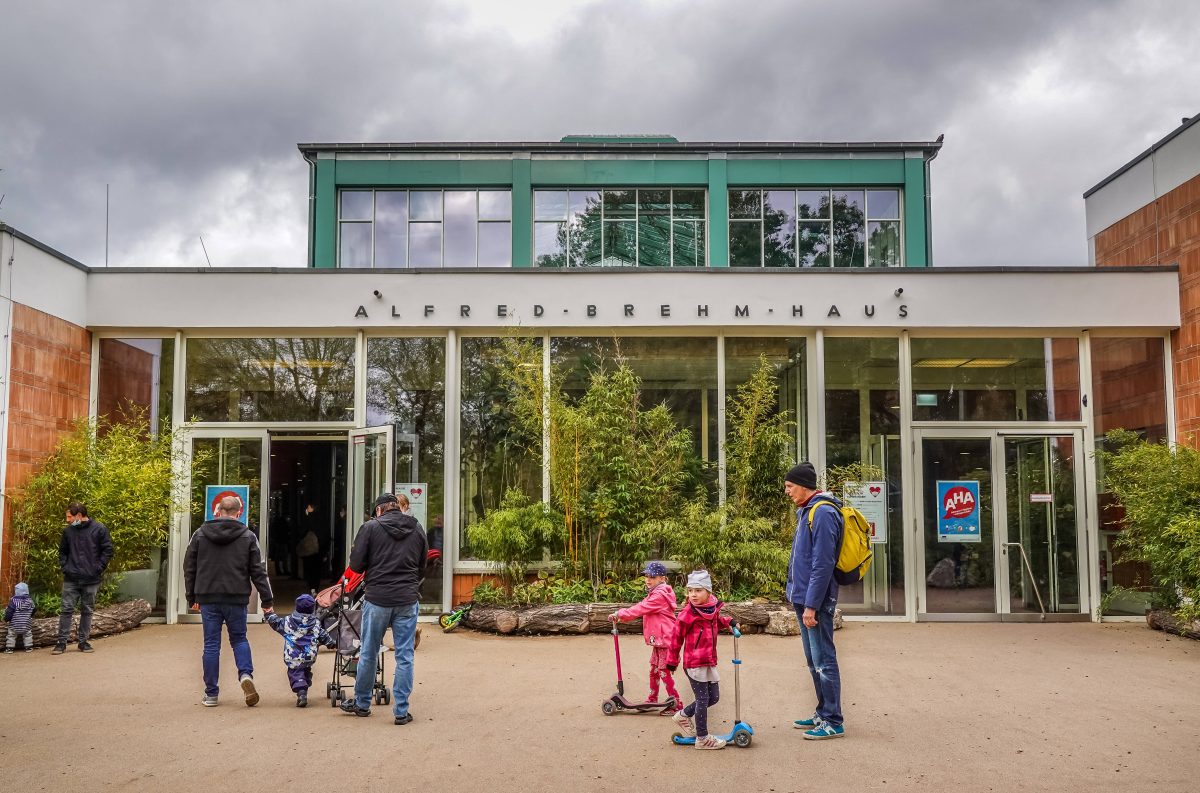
{"left": 2, "top": 621, "right": 1197, "bottom": 792}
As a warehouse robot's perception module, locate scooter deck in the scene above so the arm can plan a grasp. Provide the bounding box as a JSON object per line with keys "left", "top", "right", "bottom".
{"left": 671, "top": 721, "right": 754, "bottom": 747}
{"left": 602, "top": 695, "right": 677, "bottom": 714}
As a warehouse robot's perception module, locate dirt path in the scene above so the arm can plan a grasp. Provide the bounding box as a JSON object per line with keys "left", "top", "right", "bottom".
{"left": 2, "top": 622, "right": 1197, "bottom": 792}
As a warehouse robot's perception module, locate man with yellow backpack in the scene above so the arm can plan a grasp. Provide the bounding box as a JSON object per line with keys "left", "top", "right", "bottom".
{"left": 784, "top": 461, "right": 872, "bottom": 741}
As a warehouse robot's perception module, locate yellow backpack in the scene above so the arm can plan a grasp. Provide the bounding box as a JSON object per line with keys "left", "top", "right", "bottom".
{"left": 807, "top": 500, "right": 874, "bottom": 585}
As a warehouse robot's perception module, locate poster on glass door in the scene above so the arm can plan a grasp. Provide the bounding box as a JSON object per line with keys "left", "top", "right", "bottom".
{"left": 394, "top": 483, "right": 428, "bottom": 529}
{"left": 843, "top": 481, "right": 888, "bottom": 544}
{"left": 205, "top": 485, "right": 250, "bottom": 524}
{"left": 936, "top": 480, "right": 981, "bottom": 543}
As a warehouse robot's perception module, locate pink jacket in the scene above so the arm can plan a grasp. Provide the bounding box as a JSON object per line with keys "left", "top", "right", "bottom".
{"left": 667, "top": 599, "right": 733, "bottom": 669}
{"left": 615, "top": 583, "right": 678, "bottom": 647}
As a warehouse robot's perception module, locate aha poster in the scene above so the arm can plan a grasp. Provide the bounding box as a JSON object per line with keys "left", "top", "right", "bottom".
{"left": 936, "top": 480, "right": 980, "bottom": 543}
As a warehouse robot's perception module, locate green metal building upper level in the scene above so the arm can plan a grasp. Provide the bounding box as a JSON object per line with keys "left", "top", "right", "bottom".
{"left": 300, "top": 134, "right": 942, "bottom": 270}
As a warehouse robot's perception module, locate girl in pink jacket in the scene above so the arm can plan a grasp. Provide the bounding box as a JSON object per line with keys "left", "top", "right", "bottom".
{"left": 608, "top": 561, "right": 680, "bottom": 711}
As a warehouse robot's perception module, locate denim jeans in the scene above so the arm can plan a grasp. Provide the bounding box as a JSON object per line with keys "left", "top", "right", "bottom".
{"left": 57, "top": 580, "right": 99, "bottom": 645}
{"left": 355, "top": 599, "right": 419, "bottom": 718}
{"left": 200, "top": 603, "right": 254, "bottom": 697}
{"left": 796, "top": 599, "right": 843, "bottom": 727}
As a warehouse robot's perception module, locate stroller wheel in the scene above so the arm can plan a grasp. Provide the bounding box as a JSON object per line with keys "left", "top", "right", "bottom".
{"left": 331, "top": 689, "right": 341, "bottom": 707}
{"left": 382, "top": 689, "right": 391, "bottom": 705}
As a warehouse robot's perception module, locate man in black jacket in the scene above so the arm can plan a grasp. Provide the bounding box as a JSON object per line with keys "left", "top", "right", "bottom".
{"left": 184, "top": 495, "right": 274, "bottom": 708}
{"left": 339, "top": 492, "right": 427, "bottom": 725}
{"left": 54, "top": 502, "right": 114, "bottom": 654}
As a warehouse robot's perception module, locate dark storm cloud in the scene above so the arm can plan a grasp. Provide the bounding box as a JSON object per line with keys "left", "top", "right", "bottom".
{"left": 0, "top": 0, "right": 1196, "bottom": 268}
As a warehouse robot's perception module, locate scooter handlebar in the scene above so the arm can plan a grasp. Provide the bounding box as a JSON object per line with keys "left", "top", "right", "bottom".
{"left": 731, "top": 626, "right": 742, "bottom": 638}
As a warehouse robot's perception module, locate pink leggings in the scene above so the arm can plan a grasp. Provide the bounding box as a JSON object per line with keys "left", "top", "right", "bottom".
{"left": 649, "top": 646, "right": 681, "bottom": 705}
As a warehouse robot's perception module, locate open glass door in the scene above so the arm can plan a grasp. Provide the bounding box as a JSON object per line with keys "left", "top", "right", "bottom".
{"left": 346, "top": 426, "right": 394, "bottom": 559}
{"left": 173, "top": 429, "right": 269, "bottom": 623}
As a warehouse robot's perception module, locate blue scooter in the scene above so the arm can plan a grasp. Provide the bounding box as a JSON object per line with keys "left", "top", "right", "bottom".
{"left": 671, "top": 626, "right": 754, "bottom": 748}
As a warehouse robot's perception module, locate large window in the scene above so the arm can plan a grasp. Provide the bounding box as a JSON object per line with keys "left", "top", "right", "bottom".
{"left": 97, "top": 338, "right": 174, "bottom": 430}
{"left": 459, "top": 337, "right": 544, "bottom": 558}
{"left": 367, "top": 337, "right": 446, "bottom": 608}
{"left": 910, "top": 338, "right": 1081, "bottom": 422}
{"left": 729, "top": 188, "right": 900, "bottom": 268}
{"left": 534, "top": 189, "right": 706, "bottom": 267}
{"left": 824, "top": 337, "right": 905, "bottom": 614}
{"left": 723, "top": 337, "right": 806, "bottom": 460}
{"left": 185, "top": 338, "right": 355, "bottom": 422}
{"left": 339, "top": 189, "right": 512, "bottom": 268}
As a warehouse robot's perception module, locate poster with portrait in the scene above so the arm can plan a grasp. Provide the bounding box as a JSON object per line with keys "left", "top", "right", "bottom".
{"left": 936, "top": 480, "right": 981, "bottom": 543}
{"left": 394, "top": 483, "right": 428, "bottom": 528}
{"left": 204, "top": 484, "right": 250, "bottom": 524}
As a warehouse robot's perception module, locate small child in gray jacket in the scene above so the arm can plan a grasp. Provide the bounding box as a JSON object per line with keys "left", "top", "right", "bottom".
{"left": 4, "top": 582, "right": 35, "bottom": 653}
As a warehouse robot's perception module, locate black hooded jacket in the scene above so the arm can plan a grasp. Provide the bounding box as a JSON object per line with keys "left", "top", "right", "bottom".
{"left": 59, "top": 518, "right": 114, "bottom": 585}
{"left": 348, "top": 509, "right": 427, "bottom": 607}
{"left": 184, "top": 517, "right": 273, "bottom": 607}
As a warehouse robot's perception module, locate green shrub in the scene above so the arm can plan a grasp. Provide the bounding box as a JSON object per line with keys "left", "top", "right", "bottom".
{"left": 471, "top": 580, "right": 506, "bottom": 605}
{"left": 464, "top": 490, "right": 564, "bottom": 593}
{"left": 1096, "top": 430, "right": 1200, "bottom": 622}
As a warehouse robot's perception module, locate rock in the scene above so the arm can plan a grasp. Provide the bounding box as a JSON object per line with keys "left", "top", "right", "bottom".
{"left": 0, "top": 599, "right": 151, "bottom": 648}
{"left": 833, "top": 607, "right": 844, "bottom": 631}
{"left": 766, "top": 609, "right": 799, "bottom": 636}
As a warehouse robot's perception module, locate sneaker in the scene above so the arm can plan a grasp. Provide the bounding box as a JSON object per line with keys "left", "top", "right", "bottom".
{"left": 296, "top": 692, "right": 308, "bottom": 708}
{"left": 672, "top": 709, "right": 696, "bottom": 737}
{"left": 25, "top": 647, "right": 33, "bottom": 653}
{"left": 394, "top": 713, "right": 413, "bottom": 726}
{"left": 202, "top": 695, "right": 219, "bottom": 707}
{"left": 695, "top": 735, "right": 727, "bottom": 750}
{"left": 793, "top": 715, "right": 821, "bottom": 729}
{"left": 52, "top": 644, "right": 67, "bottom": 655}
{"left": 3, "top": 648, "right": 12, "bottom": 654}
{"left": 803, "top": 722, "right": 845, "bottom": 740}
{"left": 239, "top": 675, "right": 259, "bottom": 707}
{"left": 339, "top": 700, "right": 370, "bottom": 717}
{"left": 78, "top": 641, "right": 94, "bottom": 653}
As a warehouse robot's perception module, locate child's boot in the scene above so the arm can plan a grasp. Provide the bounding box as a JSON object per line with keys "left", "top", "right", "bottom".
{"left": 296, "top": 690, "right": 308, "bottom": 708}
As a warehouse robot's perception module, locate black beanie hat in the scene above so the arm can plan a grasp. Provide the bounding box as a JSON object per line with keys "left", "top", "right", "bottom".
{"left": 785, "top": 462, "right": 818, "bottom": 489}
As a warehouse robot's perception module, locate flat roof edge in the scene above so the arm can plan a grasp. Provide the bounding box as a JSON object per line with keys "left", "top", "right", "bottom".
{"left": 296, "top": 139, "right": 945, "bottom": 155}
{"left": 1083, "top": 112, "right": 1200, "bottom": 199}
{"left": 89, "top": 264, "right": 1178, "bottom": 276}
{"left": 0, "top": 223, "right": 91, "bottom": 272}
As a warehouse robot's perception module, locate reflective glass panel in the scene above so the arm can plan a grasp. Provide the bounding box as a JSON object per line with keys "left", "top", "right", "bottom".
{"left": 478, "top": 222, "right": 511, "bottom": 268}
{"left": 409, "top": 222, "right": 441, "bottom": 267}
{"left": 97, "top": 338, "right": 174, "bottom": 432}
{"left": 569, "top": 190, "right": 601, "bottom": 222}
{"left": 443, "top": 191, "right": 477, "bottom": 267}
{"left": 535, "top": 222, "right": 567, "bottom": 267}
{"left": 185, "top": 338, "right": 356, "bottom": 422}
{"left": 459, "top": 337, "right": 543, "bottom": 559}
{"left": 832, "top": 191, "right": 865, "bottom": 267}
{"left": 868, "top": 189, "right": 900, "bottom": 220}
{"left": 868, "top": 221, "right": 900, "bottom": 268}
{"left": 797, "top": 190, "right": 830, "bottom": 219}
{"left": 724, "top": 337, "right": 806, "bottom": 464}
{"left": 764, "top": 190, "right": 797, "bottom": 268}
{"left": 478, "top": 190, "right": 512, "bottom": 220}
{"left": 603, "top": 190, "right": 636, "bottom": 218}
{"left": 340, "top": 191, "right": 372, "bottom": 220}
{"left": 375, "top": 192, "right": 408, "bottom": 268}
{"left": 729, "top": 190, "right": 762, "bottom": 219}
{"left": 535, "top": 191, "right": 568, "bottom": 221}
{"left": 911, "top": 338, "right": 1081, "bottom": 421}
{"left": 672, "top": 220, "right": 704, "bottom": 267}
{"left": 638, "top": 189, "right": 671, "bottom": 213}
{"left": 797, "top": 221, "right": 831, "bottom": 267}
{"left": 573, "top": 210, "right": 602, "bottom": 267}
{"left": 409, "top": 191, "right": 442, "bottom": 221}
{"left": 637, "top": 214, "right": 671, "bottom": 267}
{"left": 366, "top": 337, "right": 446, "bottom": 612}
{"left": 729, "top": 221, "right": 762, "bottom": 267}
{"left": 922, "top": 437, "right": 995, "bottom": 613}
{"left": 339, "top": 223, "right": 372, "bottom": 269}
{"left": 602, "top": 220, "right": 636, "bottom": 266}
{"left": 672, "top": 189, "right": 705, "bottom": 219}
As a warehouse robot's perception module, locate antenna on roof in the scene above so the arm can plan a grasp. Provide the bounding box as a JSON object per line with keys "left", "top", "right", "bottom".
{"left": 199, "top": 235, "right": 213, "bottom": 267}
{"left": 105, "top": 184, "right": 109, "bottom": 267}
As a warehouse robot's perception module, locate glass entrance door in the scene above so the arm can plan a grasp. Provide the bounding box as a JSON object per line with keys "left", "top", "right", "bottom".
{"left": 915, "top": 429, "right": 1089, "bottom": 620}
{"left": 346, "top": 426, "right": 393, "bottom": 558}
{"left": 173, "top": 430, "right": 269, "bottom": 623}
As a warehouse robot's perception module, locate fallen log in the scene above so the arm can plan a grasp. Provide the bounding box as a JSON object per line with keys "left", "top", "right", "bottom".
{"left": 0, "top": 599, "right": 152, "bottom": 648}
{"left": 1147, "top": 609, "right": 1200, "bottom": 640}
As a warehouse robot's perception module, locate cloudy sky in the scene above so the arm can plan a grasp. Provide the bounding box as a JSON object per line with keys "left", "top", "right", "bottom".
{"left": 1, "top": 0, "right": 1196, "bottom": 269}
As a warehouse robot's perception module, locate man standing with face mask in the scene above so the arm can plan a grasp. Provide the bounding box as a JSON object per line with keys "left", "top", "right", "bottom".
{"left": 53, "top": 502, "right": 114, "bottom": 655}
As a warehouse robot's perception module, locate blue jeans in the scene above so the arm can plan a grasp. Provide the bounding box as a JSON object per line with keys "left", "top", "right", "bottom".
{"left": 796, "top": 600, "right": 842, "bottom": 727}
{"left": 57, "top": 580, "right": 99, "bottom": 644}
{"left": 200, "top": 603, "right": 254, "bottom": 697}
{"left": 355, "top": 599, "right": 419, "bottom": 718}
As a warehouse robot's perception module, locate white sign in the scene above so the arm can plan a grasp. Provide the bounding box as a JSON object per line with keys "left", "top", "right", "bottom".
{"left": 843, "top": 480, "right": 888, "bottom": 544}
{"left": 395, "top": 483, "right": 428, "bottom": 529}
{"left": 1029, "top": 493, "right": 1053, "bottom": 504}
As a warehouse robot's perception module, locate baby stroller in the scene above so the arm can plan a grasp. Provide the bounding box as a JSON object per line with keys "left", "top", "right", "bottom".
{"left": 316, "top": 570, "right": 390, "bottom": 708}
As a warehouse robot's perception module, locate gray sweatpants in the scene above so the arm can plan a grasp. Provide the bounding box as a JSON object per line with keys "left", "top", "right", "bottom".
{"left": 6, "top": 629, "right": 34, "bottom": 650}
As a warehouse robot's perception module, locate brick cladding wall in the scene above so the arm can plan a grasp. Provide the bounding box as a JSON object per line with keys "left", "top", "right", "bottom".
{"left": 1, "top": 304, "right": 91, "bottom": 593}
{"left": 1094, "top": 170, "right": 1200, "bottom": 443}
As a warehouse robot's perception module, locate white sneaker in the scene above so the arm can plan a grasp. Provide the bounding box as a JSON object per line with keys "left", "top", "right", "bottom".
{"left": 695, "top": 735, "right": 727, "bottom": 750}
{"left": 672, "top": 709, "right": 695, "bottom": 737}
{"left": 239, "top": 675, "right": 259, "bottom": 707}
{"left": 202, "top": 695, "right": 218, "bottom": 707}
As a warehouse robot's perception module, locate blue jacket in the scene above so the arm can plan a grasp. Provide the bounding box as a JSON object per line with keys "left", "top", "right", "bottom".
{"left": 785, "top": 493, "right": 843, "bottom": 609}
{"left": 265, "top": 611, "right": 334, "bottom": 669}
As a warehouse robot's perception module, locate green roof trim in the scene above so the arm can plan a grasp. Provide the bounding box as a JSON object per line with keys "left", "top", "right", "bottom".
{"left": 559, "top": 134, "right": 679, "bottom": 143}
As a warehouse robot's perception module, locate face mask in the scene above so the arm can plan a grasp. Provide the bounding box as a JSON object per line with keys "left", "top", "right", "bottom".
{"left": 69, "top": 518, "right": 83, "bottom": 527}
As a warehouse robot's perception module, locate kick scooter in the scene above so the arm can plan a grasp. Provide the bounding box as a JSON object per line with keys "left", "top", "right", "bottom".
{"left": 671, "top": 626, "right": 754, "bottom": 747}
{"left": 601, "top": 623, "right": 677, "bottom": 715}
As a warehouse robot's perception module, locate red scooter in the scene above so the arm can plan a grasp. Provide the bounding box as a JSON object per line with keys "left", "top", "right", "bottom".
{"left": 601, "top": 624, "right": 677, "bottom": 715}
